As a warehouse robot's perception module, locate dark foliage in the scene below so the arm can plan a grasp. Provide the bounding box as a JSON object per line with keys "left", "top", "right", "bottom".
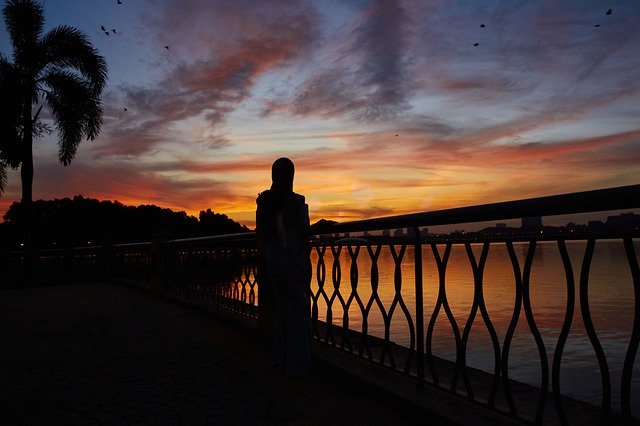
{"left": 0, "top": 195, "right": 249, "bottom": 249}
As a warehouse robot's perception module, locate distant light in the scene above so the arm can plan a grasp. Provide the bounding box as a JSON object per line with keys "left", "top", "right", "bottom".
{"left": 87, "top": 241, "right": 91, "bottom": 245}
{"left": 20, "top": 243, "right": 24, "bottom": 247}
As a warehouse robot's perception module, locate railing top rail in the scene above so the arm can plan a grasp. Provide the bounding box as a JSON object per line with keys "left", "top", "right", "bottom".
{"left": 112, "top": 241, "right": 152, "bottom": 248}
{"left": 71, "top": 245, "right": 104, "bottom": 251}
{"left": 168, "top": 231, "right": 257, "bottom": 245}
{"left": 325, "top": 184, "right": 640, "bottom": 234}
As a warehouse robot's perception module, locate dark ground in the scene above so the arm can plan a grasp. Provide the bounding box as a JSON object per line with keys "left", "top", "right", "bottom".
{"left": 0, "top": 280, "right": 423, "bottom": 425}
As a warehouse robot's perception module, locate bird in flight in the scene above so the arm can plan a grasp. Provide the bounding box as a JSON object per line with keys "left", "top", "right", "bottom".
{"left": 117, "top": 0, "right": 122, "bottom": 4}
{"left": 111, "top": 29, "right": 117, "bottom": 34}
{"left": 165, "top": 45, "right": 170, "bottom": 50}
{"left": 123, "top": 107, "right": 128, "bottom": 111}
{"left": 100, "top": 25, "right": 106, "bottom": 31}
{"left": 606, "top": 9, "right": 612, "bottom": 15}
{"left": 480, "top": 24, "right": 486, "bottom": 28}
{"left": 473, "top": 42, "right": 479, "bottom": 46}
{"left": 594, "top": 24, "right": 601, "bottom": 27}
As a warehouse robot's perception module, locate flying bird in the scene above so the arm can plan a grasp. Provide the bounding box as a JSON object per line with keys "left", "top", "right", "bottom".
{"left": 473, "top": 42, "right": 479, "bottom": 46}
{"left": 480, "top": 24, "right": 486, "bottom": 28}
{"left": 164, "top": 45, "right": 170, "bottom": 50}
{"left": 117, "top": 0, "right": 122, "bottom": 4}
{"left": 100, "top": 25, "right": 106, "bottom": 31}
{"left": 104, "top": 31, "right": 110, "bottom": 36}
{"left": 594, "top": 24, "right": 601, "bottom": 27}
{"left": 606, "top": 9, "right": 612, "bottom": 15}
{"left": 111, "top": 29, "right": 117, "bottom": 34}
{"left": 123, "top": 107, "right": 128, "bottom": 111}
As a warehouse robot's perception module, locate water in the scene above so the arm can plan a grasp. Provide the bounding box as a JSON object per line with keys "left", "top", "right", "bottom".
{"left": 309, "top": 239, "right": 640, "bottom": 413}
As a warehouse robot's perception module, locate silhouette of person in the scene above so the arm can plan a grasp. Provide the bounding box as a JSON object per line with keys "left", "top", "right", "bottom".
{"left": 256, "top": 157, "right": 313, "bottom": 375}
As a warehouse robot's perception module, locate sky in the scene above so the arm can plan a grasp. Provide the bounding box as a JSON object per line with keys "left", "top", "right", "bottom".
{"left": 1, "top": 0, "right": 639, "bottom": 228}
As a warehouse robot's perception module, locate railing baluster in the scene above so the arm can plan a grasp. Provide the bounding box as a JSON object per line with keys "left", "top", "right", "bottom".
{"left": 502, "top": 240, "right": 525, "bottom": 417}
{"left": 326, "top": 245, "right": 342, "bottom": 347}
{"left": 312, "top": 245, "right": 327, "bottom": 340}
{"left": 463, "top": 242, "right": 501, "bottom": 406}
{"left": 621, "top": 237, "right": 640, "bottom": 423}
{"left": 552, "top": 239, "right": 575, "bottom": 425}
{"left": 427, "top": 243, "right": 461, "bottom": 390}
{"left": 522, "top": 239, "right": 549, "bottom": 424}
{"left": 389, "top": 243, "right": 415, "bottom": 374}
{"left": 413, "top": 227, "right": 425, "bottom": 388}
{"left": 580, "top": 238, "right": 611, "bottom": 423}
{"left": 363, "top": 245, "right": 382, "bottom": 362}
{"left": 347, "top": 245, "right": 367, "bottom": 357}
{"left": 339, "top": 245, "right": 359, "bottom": 352}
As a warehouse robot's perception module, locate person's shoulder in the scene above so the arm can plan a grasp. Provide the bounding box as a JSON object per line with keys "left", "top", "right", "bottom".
{"left": 257, "top": 189, "right": 274, "bottom": 205}
{"left": 292, "top": 192, "right": 305, "bottom": 203}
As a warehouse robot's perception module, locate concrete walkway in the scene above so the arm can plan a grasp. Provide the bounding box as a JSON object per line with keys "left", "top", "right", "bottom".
{"left": 0, "top": 281, "right": 421, "bottom": 425}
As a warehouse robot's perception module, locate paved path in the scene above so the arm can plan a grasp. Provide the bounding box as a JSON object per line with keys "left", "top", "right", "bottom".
{"left": 0, "top": 282, "right": 418, "bottom": 425}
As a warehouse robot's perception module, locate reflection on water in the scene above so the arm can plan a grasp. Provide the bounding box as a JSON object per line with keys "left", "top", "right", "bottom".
{"left": 310, "top": 239, "right": 639, "bottom": 411}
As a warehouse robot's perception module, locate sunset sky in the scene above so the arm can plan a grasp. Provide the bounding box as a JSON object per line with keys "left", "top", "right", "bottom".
{"left": 1, "top": 0, "right": 639, "bottom": 228}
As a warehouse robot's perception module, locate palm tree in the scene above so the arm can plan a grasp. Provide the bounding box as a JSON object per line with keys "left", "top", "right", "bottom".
{"left": 1, "top": 0, "right": 107, "bottom": 201}
{"left": 0, "top": 0, "right": 107, "bottom": 267}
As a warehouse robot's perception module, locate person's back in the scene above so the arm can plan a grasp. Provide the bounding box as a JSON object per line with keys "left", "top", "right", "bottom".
{"left": 256, "top": 158, "right": 312, "bottom": 376}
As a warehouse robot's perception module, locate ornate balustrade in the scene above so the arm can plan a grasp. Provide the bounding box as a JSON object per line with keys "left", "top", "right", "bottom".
{"left": 307, "top": 184, "right": 640, "bottom": 423}
{"left": 166, "top": 233, "right": 259, "bottom": 319}
{"left": 3, "top": 184, "right": 639, "bottom": 424}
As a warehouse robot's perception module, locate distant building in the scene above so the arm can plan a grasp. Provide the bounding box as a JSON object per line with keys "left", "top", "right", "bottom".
{"left": 588, "top": 220, "right": 605, "bottom": 232}
{"left": 607, "top": 212, "right": 640, "bottom": 230}
{"left": 522, "top": 216, "right": 543, "bottom": 229}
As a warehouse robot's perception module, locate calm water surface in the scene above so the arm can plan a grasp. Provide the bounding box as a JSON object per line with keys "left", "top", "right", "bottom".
{"left": 310, "top": 239, "right": 640, "bottom": 412}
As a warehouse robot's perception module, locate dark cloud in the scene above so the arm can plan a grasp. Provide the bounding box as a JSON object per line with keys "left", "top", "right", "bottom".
{"left": 96, "top": 0, "right": 319, "bottom": 157}
{"left": 352, "top": 0, "right": 410, "bottom": 115}
{"left": 289, "top": 0, "right": 411, "bottom": 121}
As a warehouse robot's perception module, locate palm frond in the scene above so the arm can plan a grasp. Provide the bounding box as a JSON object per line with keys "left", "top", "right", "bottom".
{"left": 0, "top": 55, "right": 24, "bottom": 168}
{"left": 0, "top": 160, "right": 7, "bottom": 194}
{"left": 43, "top": 70, "right": 103, "bottom": 165}
{"left": 2, "top": 0, "right": 45, "bottom": 65}
{"left": 40, "top": 25, "right": 108, "bottom": 96}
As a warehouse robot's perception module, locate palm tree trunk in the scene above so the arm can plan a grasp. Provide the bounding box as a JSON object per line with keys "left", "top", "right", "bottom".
{"left": 21, "top": 99, "right": 35, "bottom": 280}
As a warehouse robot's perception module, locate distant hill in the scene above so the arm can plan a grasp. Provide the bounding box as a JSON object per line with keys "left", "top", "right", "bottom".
{"left": 0, "top": 195, "right": 249, "bottom": 250}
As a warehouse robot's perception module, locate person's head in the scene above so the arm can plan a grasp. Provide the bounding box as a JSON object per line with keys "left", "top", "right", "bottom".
{"left": 271, "top": 157, "right": 295, "bottom": 192}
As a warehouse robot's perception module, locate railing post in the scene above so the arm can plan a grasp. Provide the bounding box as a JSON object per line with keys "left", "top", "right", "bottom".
{"left": 151, "top": 230, "right": 172, "bottom": 291}
{"left": 101, "top": 241, "right": 113, "bottom": 280}
{"left": 64, "top": 245, "right": 77, "bottom": 275}
{"left": 413, "top": 226, "right": 425, "bottom": 388}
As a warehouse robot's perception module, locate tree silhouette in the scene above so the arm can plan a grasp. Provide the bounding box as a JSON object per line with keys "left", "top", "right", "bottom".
{"left": 0, "top": 196, "right": 250, "bottom": 250}
{"left": 0, "top": 0, "right": 107, "bottom": 269}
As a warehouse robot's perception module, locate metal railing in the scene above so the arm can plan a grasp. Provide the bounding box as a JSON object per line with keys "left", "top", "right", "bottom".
{"left": 167, "top": 233, "right": 259, "bottom": 318}
{"left": 3, "top": 184, "right": 639, "bottom": 424}
{"left": 307, "top": 184, "right": 640, "bottom": 424}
